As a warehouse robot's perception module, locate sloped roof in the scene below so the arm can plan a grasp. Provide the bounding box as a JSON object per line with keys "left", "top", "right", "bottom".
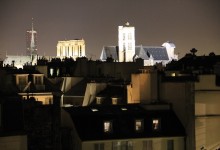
{"left": 142, "top": 47, "right": 169, "bottom": 60}
{"left": 64, "top": 104, "right": 185, "bottom": 141}
{"left": 65, "top": 79, "right": 87, "bottom": 96}
{"left": 100, "top": 46, "right": 119, "bottom": 61}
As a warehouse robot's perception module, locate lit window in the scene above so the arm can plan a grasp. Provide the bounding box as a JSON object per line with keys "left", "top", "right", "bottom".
{"left": 135, "top": 119, "right": 144, "bottom": 132}
{"left": 96, "top": 97, "right": 103, "bottom": 105}
{"left": 112, "top": 98, "right": 118, "bottom": 105}
{"left": 112, "top": 141, "right": 133, "bottom": 150}
{"left": 152, "top": 118, "right": 160, "bottom": 131}
{"left": 50, "top": 68, "right": 54, "bottom": 76}
{"left": 104, "top": 121, "right": 112, "bottom": 133}
{"left": 171, "top": 73, "right": 176, "bottom": 77}
{"left": 121, "top": 107, "right": 127, "bottom": 111}
{"left": 91, "top": 108, "right": 99, "bottom": 112}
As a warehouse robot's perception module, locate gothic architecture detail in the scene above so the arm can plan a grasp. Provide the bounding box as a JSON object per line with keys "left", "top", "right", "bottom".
{"left": 56, "top": 39, "right": 85, "bottom": 59}
{"left": 26, "top": 18, "right": 37, "bottom": 57}
{"left": 118, "top": 22, "right": 135, "bottom": 62}
{"left": 100, "top": 22, "right": 178, "bottom": 66}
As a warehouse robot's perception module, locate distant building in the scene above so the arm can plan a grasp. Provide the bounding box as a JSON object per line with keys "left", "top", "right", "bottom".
{"left": 100, "top": 22, "right": 178, "bottom": 66}
{"left": 3, "top": 19, "right": 38, "bottom": 68}
{"left": 118, "top": 22, "right": 135, "bottom": 62}
{"left": 56, "top": 39, "right": 86, "bottom": 59}
{"left": 26, "top": 18, "right": 37, "bottom": 57}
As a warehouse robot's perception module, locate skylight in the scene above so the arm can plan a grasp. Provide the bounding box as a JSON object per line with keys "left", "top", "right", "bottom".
{"left": 91, "top": 108, "right": 99, "bottom": 112}
{"left": 121, "top": 107, "right": 128, "bottom": 111}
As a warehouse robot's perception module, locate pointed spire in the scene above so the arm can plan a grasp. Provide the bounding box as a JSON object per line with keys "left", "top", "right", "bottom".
{"left": 32, "top": 18, "right": 34, "bottom": 31}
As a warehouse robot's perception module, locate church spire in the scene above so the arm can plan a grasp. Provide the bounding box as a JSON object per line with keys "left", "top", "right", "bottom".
{"left": 30, "top": 18, "right": 35, "bottom": 52}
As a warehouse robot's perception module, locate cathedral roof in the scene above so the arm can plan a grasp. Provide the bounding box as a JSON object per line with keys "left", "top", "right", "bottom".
{"left": 100, "top": 46, "right": 118, "bottom": 61}
{"left": 141, "top": 46, "right": 169, "bottom": 60}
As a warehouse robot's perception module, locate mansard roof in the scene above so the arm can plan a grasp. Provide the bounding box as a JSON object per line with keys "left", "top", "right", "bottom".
{"left": 64, "top": 104, "right": 185, "bottom": 141}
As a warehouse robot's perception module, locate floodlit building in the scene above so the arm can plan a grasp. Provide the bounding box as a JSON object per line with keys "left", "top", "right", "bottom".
{"left": 3, "top": 19, "right": 38, "bottom": 68}
{"left": 100, "top": 22, "right": 178, "bottom": 66}
{"left": 118, "top": 22, "right": 136, "bottom": 62}
{"left": 57, "top": 39, "right": 86, "bottom": 59}
{"left": 26, "top": 18, "right": 37, "bottom": 57}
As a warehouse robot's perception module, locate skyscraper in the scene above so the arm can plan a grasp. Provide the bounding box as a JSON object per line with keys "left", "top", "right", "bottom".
{"left": 26, "top": 18, "right": 37, "bottom": 57}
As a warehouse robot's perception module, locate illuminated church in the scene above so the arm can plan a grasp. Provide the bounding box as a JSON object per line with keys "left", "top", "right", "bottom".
{"left": 100, "top": 22, "right": 178, "bottom": 66}
{"left": 3, "top": 19, "right": 38, "bottom": 68}
{"left": 3, "top": 19, "right": 86, "bottom": 69}
{"left": 56, "top": 39, "right": 86, "bottom": 59}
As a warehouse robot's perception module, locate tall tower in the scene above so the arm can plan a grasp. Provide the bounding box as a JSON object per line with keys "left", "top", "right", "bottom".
{"left": 118, "top": 22, "right": 135, "bottom": 62}
{"left": 26, "top": 18, "right": 37, "bottom": 57}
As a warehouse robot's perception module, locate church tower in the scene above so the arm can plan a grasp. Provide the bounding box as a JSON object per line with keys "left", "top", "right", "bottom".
{"left": 26, "top": 18, "right": 37, "bottom": 57}
{"left": 118, "top": 22, "right": 135, "bottom": 62}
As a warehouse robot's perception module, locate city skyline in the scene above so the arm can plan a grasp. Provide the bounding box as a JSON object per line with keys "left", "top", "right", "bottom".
{"left": 0, "top": 0, "right": 220, "bottom": 59}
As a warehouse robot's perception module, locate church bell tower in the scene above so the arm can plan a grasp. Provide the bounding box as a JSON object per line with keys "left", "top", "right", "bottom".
{"left": 118, "top": 22, "right": 135, "bottom": 62}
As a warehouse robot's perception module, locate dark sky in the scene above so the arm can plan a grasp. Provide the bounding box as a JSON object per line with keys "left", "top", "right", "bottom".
{"left": 0, "top": 0, "right": 220, "bottom": 59}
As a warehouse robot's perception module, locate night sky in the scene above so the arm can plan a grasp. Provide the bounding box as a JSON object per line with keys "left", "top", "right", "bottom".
{"left": 0, "top": 0, "right": 220, "bottom": 59}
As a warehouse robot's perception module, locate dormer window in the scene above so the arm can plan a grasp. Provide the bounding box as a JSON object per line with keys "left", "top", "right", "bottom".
{"left": 104, "top": 121, "right": 112, "bottom": 133}
{"left": 135, "top": 119, "right": 144, "bottom": 132}
{"left": 16, "top": 74, "right": 28, "bottom": 85}
{"left": 112, "top": 97, "right": 120, "bottom": 105}
{"left": 33, "top": 74, "right": 44, "bottom": 85}
{"left": 152, "top": 118, "right": 161, "bottom": 131}
{"left": 96, "top": 97, "right": 104, "bottom": 105}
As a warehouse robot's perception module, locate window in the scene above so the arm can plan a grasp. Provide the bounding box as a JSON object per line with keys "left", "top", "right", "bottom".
{"left": 167, "top": 140, "right": 174, "bottom": 150}
{"left": 112, "top": 98, "right": 118, "bottom": 105}
{"left": 135, "top": 119, "right": 144, "bottom": 132}
{"left": 50, "top": 68, "right": 54, "bottom": 76}
{"left": 94, "top": 143, "right": 104, "bottom": 150}
{"left": 112, "top": 141, "right": 133, "bottom": 150}
{"left": 18, "top": 76, "right": 27, "bottom": 85}
{"left": 104, "top": 121, "right": 112, "bottom": 133}
{"left": 128, "top": 33, "right": 132, "bottom": 40}
{"left": 96, "top": 97, "right": 103, "bottom": 105}
{"left": 152, "top": 118, "right": 161, "bottom": 131}
{"left": 128, "top": 43, "right": 132, "bottom": 50}
{"left": 35, "top": 76, "right": 43, "bottom": 85}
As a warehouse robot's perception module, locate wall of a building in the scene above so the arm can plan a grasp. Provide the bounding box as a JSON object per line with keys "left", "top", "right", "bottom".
{"left": 194, "top": 75, "right": 220, "bottom": 150}
{"left": 0, "top": 135, "right": 27, "bottom": 150}
{"left": 127, "top": 72, "right": 158, "bottom": 104}
{"left": 82, "top": 137, "right": 185, "bottom": 150}
{"left": 160, "top": 81, "right": 195, "bottom": 150}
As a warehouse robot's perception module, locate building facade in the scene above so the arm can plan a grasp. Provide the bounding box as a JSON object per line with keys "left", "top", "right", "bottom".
{"left": 100, "top": 23, "right": 178, "bottom": 66}
{"left": 57, "top": 39, "right": 86, "bottom": 59}
{"left": 118, "top": 22, "right": 135, "bottom": 62}
{"left": 62, "top": 104, "right": 185, "bottom": 150}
